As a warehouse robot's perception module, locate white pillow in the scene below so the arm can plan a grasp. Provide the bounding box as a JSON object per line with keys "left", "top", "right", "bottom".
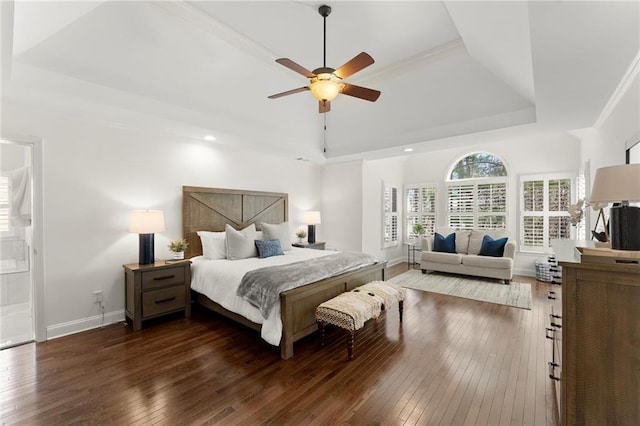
{"left": 261, "top": 222, "right": 292, "bottom": 251}
{"left": 197, "top": 230, "right": 226, "bottom": 260}
{"left": 225, "top": 223, "right": 258, "bottom": 259}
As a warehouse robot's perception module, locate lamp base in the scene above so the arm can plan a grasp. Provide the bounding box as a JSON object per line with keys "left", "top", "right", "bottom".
{"left": 308, "top": 224, "right": 316, "bottom": 244}
{"left": 139, "top": 233, "right": 155, "bottom": 265}
{"left": 609, "top": 205, "right": 640, "bottom": 251}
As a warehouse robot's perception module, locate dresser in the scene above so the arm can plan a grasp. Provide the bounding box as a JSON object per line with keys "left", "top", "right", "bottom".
{"left": 555, "top": 248, "right": 640, "bottom": 425}
{"left": 123, "top": 260, "right": 192, "bottom": 330}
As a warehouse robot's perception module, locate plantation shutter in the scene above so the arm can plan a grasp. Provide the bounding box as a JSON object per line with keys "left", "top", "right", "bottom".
{"left": 447, "top": 180, "right": 506, "bottom": 230}
{"left": 405, "top": 184, "right": 437, "bottom": 240}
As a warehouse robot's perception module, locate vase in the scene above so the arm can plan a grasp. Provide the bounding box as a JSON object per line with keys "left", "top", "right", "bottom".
{"left": 173, "top": 251, "right": 184, "bottom": 260}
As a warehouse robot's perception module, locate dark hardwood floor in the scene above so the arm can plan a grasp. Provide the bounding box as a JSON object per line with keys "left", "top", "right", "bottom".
{"left": 1, "top": 263, "right": 559, "bottom": 425}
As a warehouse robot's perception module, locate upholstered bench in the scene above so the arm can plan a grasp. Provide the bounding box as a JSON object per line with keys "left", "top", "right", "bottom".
{"left": 315, "top": 281, "right": 405, "bottom": 360}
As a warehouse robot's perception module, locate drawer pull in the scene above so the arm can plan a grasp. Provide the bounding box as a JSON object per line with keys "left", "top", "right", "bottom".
{"left": 549, "top": 314, "right": 562, "bottom": 328}
{"left": 547, "top": 291, "right": 556, "bottom": 300}
{"left": 545, "top": 328, "right": 554, "bottom": 340}
{"left": 153, "top": 275, "right": 175, "bottom": 281}
{"left": 548, "top": 362, "right": 560, "bottom": 381}
{"left": 155, "top": 297, "right": 177, "bottom": 304}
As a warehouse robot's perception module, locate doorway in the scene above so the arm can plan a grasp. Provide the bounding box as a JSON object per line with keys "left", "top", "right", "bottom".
{"left": 1, "top": 139, "right": 35, "bottom": 348}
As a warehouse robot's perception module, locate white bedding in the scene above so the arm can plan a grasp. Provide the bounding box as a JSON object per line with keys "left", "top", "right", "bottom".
{"left": 190, "top": 247, "right": 337, "bottom": 346}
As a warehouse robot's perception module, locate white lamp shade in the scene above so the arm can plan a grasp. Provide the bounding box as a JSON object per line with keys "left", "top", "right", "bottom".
{"left": 303, "top": 211, "right": 321, "bottom": 225}
{"left": 129, "top": 210, "right": 165, "bottom": 234}
{"left": 590, "top": 164, "right": 640, "bottom": 203}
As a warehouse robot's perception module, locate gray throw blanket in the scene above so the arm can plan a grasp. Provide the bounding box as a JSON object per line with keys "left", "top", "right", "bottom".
{"left": 237, "top": 252, "right": 378, "bottom": 319}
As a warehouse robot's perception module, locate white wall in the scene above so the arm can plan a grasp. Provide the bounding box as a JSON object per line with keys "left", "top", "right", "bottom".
{"left": 2, "top": 102, "right": 323, "bottom": 338}
{"left": 362, "top": 157, "right": 407, "bottom": 264}
{"left": 403, "top": 132, "right": 582, "bottom": 275}
{"left": 322, "top": 161, "right": 363, "bottom": 252}
{"left": 580, "top": 74, "right": 640, "bottom": 232}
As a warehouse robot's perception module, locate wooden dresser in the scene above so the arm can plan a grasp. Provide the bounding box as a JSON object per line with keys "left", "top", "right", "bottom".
{"left": 557, "top": 255, "right": 640, "bottom": 425}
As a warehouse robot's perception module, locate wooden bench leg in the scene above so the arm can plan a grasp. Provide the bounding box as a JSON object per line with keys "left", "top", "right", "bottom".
{"left": 399, "top": 300, "right": 404, "bottom": 323}
{"left": 318, "top": 321, "right": 325, "bottom": 347}
{"left": 345, "top": 329, "right": 354, "bottom": 360}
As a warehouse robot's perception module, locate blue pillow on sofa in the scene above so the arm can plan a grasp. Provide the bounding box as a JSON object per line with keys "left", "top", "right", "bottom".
{"left": 478, "top": 235, "right": 508, "bottom": 257}
{"left": 434, "top": 232, "right": 456, "bottom": 253}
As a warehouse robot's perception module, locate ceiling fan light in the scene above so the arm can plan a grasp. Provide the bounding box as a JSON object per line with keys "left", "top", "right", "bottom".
{"left": 310, "top": 73, "right": 343, "bottom": 101}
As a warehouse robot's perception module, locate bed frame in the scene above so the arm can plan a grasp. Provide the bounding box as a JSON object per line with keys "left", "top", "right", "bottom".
{"left": 183, "top": 186, "right": 386, "bottom": 359}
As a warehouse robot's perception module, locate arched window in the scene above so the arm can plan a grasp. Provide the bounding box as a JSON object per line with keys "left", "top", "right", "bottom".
{"left": 446, "top": 152, "right": 508, "bottom": 229}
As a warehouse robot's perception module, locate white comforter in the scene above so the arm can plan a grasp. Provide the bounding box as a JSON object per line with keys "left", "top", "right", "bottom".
{"left": 190, "top": 247, "right": 337, "bottom": 346}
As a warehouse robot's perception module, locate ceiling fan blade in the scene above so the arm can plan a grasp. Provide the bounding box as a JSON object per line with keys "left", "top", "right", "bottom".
{"left": 275, "top": 58, "right": 316, "bottom": 79}
{"left": 268, "top": 86, "right": 310, "bottom": 99}
{"left": 334, "top": 52, "right": 375, "bottom": 79}
{"left": 319, "top": 100, "right": 331, "bottom": 113}
{"left": 342, "top": 83, "right": 381, "bottom": 102}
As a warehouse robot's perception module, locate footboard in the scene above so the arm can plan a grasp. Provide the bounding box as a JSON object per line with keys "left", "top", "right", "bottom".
{"left": 279, "top": 262, "right": 386, "bottom": 359}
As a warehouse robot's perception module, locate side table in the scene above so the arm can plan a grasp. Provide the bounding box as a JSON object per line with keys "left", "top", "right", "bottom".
{"left": 406, "top": 242, "right": 422, "bottom": 270}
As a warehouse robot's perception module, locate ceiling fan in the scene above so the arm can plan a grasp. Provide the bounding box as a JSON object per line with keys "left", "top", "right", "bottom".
{"left": 268, "top": 4, "right": 381, "bottom": 113}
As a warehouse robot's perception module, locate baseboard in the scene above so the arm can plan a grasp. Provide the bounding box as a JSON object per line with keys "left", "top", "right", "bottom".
{"left": 46, "top": 310, "right": 125, "bottom": 340}
{"left": 387, "top": 256, "right": 405, "bottom": 267}
{"left": 514, "top": 267, "right": 536, "bottom": 277}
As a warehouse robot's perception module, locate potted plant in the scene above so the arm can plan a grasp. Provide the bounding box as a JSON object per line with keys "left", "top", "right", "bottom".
{"left": 412, "top": 223, "right": 426, "bottom": 239}
{"left": 168, "top": 238, "right": 188, "bottom": 260}
{"left": 295, "top": 229, "right": 307, "bottom": 243}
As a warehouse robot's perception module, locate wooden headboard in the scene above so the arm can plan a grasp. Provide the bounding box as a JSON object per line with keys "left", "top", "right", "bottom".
{"left": 182, "top": 186, "right": 288, "bottom": 258}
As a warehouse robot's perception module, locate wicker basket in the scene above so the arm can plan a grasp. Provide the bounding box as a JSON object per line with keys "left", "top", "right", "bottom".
{"left": 535, "top": 256, "right": 562, "bottom": 283}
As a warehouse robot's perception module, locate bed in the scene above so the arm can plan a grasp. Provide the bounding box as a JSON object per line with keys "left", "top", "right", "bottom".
{"left": 183, "top": 186, "right": 386, "bottom": 359}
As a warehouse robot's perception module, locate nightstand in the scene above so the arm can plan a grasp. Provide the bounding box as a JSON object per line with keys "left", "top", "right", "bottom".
{"left": 123, "top": 260, "right": 191, "bottom": 331}
{"left": 292, "top": 241, "right": 326, "bottom": 250}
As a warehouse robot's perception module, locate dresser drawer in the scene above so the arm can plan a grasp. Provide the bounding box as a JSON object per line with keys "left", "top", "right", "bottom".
{"left": 142, "top": 286, "right": 186, "bottom": 318}
{"left": 141, "top": 266, "right": 185, "bottom": 290}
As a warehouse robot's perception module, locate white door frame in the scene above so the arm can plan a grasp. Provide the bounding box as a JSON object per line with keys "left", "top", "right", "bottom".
{"left": 2, "top": 134, "right": 45, "bottom": 342}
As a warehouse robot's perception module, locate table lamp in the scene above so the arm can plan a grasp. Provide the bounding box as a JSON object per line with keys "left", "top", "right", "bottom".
{"left": 589, "top": 164, "right": 640, "bottom": 250}
{"left": 129, "top": 210, "right": 165, "bottom": 264}
{"left": 303, "top": 211, "right": 321, "bottom": 244}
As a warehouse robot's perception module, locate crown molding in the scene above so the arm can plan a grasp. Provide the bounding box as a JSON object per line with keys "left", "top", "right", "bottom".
{"left": 594, "top": 49, "right": 640, "bottom": 129}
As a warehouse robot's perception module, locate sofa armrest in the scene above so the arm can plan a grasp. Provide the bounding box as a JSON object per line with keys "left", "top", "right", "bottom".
{"left": 421, "top": 236, "right": 434, "bottom": 252}
{"left": 504, "top": 240, "right": 516, "bottom": 259}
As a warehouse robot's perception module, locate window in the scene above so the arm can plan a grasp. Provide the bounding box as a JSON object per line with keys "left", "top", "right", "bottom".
{"left": 446, "top": 153, "right": 508, "bottom": 230}
{"left": 405, "top": 184, "right": 437, "bottom": 239}
{"left": 520, "top": 173, "right": 576, "bottom": 252}
{"left": 382, "top": 183, "right": 399, "bottom": 248}
{"left": 0, "top": 176, "right": 9, "bottom": 233}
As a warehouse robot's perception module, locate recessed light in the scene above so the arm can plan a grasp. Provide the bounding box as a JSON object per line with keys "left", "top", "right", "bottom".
{"left": 204, "top": 135, "right": 216, "bottom": 141}
{"left": 404, "top": 148, "right": 414, "bottom": 152}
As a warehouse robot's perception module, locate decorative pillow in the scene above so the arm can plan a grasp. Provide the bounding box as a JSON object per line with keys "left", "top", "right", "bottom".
{"left": 225, "top": 224, "right": 258, "bottom": 259}
{"left": 255, "top": 239, "right": 284, "bottom": 258}
{"left": 478, "top": 235, "right": 508, "bottom": 257}
{"left": 197, "top": 230, "right": 226, "bottom": 260}
{"left": 434, "top": 232, "right": 456, "bottom": 253}
{"left": 261, "top": 222, "right": 292, "bottom": 251}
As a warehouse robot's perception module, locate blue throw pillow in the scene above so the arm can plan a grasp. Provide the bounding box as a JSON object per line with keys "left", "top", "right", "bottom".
{"left": 255, "top": 239, "right": 284, "bottom": 258}
{"left": 478, "top": 235, "right": 508, "bottom": 257}
{"left": 434, "top": 232, "right": 456, "bottom": 253}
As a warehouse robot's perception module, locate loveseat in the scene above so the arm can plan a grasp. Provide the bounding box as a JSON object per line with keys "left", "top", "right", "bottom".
{"left": 420, "top": 229, "right": 515, "bottom": 283}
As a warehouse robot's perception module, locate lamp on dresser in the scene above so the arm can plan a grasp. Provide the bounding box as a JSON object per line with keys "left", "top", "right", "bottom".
{"left": 589, "top": 163, "right": 640, "bottom": 250}
{"left": 129, "top": 210, "right": 165, "bottom": 265}
{"left": 303, "top": 211, "right": 321, "bottom": 244}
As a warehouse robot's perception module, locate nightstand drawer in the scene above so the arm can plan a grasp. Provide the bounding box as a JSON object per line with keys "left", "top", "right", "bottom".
{"left": 141, "top": 267, "right": 185, "bottom": 290}
{"left": 142, "top": 286, "right": 186, "bottom": 318}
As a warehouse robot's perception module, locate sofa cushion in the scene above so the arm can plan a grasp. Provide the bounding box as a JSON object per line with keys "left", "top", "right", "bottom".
{"left": 422, "top": 251, "right": 463, "bottom": 265}
{"left": 462, "top": 254, "right": 512, "bottom": 269}
{"left": 434, "top": 232, "right": 456, "bottom": 253}
{"left": 478, "top": 235, "right": 509, "bottom": 257}
{"left": 468, "top": 230, "right": 509, "bottom": 255}
{"left": 455, "top": 230, "right": 471, "bottom": 254}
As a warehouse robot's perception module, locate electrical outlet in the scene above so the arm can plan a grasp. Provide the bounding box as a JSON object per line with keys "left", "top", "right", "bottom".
{"left": 93, "top": 290, "right": 103, "bottom": 304}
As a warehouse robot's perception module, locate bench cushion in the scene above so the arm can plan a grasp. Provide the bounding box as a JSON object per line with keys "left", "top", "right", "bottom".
{"left": 316, "top": 291, "right": 383, "bottom": 332}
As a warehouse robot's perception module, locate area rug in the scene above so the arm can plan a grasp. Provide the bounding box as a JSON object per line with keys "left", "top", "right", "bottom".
{"left": 389, "top": 269, "right": 532, "bottom": 310}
